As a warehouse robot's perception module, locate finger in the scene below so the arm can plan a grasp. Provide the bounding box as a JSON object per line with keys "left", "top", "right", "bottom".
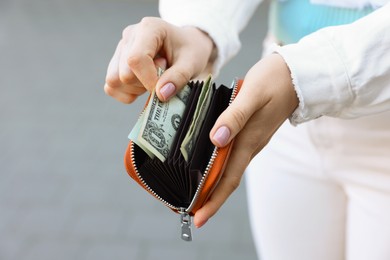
{"left": 119, "top": 57, "right": 165, "bottom": 96}
{"left": 155, "top": 54, "right": 199, "bottom": 101}
{"left": 126, "top": 17, "right": 166, "bottom": 92}
{"left": 105, "top": 39, "right": 124, "bottom": 89}
{"left": 104, "top": 40, "right": 140, "bottom": 103}
{"left": 123, "top": 85, "right": 147, "bottom": 96}
{"left": 209, "top": 83, "right": 268, "bottom": 147}
{"left": 119, "top": 36, "right": 137, "bottom": 85}
{"left": 117, "top": 56, "right": 166, "bottom": 97}
{"left": 105, "top": 81, "right": 145, "bottom": 102}
{"left": 193, "top": 141, "right": 251, "bottom": 228}
{"left": 119, "top": 26, "right": 148, "bottom": 86}
{"left": 104, "top": 84, "right": 138, "bottom": 104}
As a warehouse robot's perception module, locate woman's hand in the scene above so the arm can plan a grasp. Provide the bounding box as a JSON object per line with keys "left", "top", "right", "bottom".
{"left": 194, "top": 53, "right": 299, "bottom": 228}
{"left": 104, "top": 17, "right": 215, "bottom": 103}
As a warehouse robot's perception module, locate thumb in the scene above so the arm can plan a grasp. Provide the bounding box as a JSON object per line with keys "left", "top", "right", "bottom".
{"left": 209, "top": 87, "right": 258, "bottom": 147}
{"left": 155, "top": 57, "right": 199, "bottom": 101}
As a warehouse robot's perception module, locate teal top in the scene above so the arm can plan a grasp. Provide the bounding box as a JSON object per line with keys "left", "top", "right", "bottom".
{"left": 270, "top": 0, "right": 374, "bottom": 44}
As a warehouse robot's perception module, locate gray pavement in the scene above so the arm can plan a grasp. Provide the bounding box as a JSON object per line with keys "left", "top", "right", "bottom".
{"left": 0, "top": 0, "right": 269, "bottom": 259}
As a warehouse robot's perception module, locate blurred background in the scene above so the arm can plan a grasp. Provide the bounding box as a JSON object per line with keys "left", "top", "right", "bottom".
{"left": 0, "top": 0, "right": 269, "bottom": 259}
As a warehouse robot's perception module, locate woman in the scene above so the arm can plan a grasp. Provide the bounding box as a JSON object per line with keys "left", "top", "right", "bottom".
{"left": 104, "top": 0, "right": 390, "bottom": 259}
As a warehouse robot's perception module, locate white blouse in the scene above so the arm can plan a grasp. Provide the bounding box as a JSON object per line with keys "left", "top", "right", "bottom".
{"left": 159, "top": 0, "right": 390, "bottom": 124}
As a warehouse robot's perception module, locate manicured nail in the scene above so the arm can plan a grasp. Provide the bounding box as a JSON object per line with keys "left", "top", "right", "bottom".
{"left": 195, "top": 218, "right": 209, "bottom": 229}
{"left": 159, "top": 82, "right": 176, "bottom": 100}
{"left": 213, "top": 126, "right": 230, "bottom": 147}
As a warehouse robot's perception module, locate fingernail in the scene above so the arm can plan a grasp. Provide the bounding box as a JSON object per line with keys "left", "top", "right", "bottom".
{"left": 159, "top": 82, "right": 176, "bottom": 100}
{"left": 213, "top": 126, "right": 230, "bottom": 147}
{"left": 195, "top": 218, "right": 208, "bottom": 229}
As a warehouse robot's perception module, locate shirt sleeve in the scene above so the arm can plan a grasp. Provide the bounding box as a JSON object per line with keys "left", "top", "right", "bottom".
{"left": 274, "top": 3, "right": 390, "bottom": 125}
{"left": 159, "top": 0, "right": 263, "bottom": 74}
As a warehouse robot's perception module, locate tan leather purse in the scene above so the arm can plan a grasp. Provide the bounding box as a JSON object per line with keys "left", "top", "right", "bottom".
{"left": 124, "top": 78, "right": 243, "bottom": 241}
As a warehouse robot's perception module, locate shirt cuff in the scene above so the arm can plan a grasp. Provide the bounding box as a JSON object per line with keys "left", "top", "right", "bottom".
{"left": 272, "top": 31, "right": 354, "bottom": 125}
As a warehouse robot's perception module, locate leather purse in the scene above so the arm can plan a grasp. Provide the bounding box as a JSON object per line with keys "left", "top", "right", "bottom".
{"left": 124, "top": 77, "right": 243, "bottom": 241}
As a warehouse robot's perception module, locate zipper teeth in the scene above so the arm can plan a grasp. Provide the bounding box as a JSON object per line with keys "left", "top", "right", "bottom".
{"left": 130, "top": 144, "right": 180, "bottom": 211}
{"left": 230, "top": 78, "right": 239, "bottom": 104}
{"left": 185, "top": 147, "right": 218, "bottom": 212}
{"left": 185, "top": 78, "right": 240, "bottom": 213}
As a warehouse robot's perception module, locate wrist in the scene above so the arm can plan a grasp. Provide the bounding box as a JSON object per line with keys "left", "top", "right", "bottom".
{"left": 253, "top": 54, "right": 298, "bottom": 119}
{"left": 270, "top": 54, "right": 299, "bottom": 117}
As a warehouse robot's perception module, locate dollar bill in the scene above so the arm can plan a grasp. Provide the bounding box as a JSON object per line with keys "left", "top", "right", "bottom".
{"left": 180, "top": 75, "right": 213, "bottom": 162}
{"left": 128, "top": 67, "right": 165, "bottom": 159}
{"left": 137, "top": 85, "right": 191, "bottom": 162}
{"left": 128, "top": 110, "right": 155, "bottom": 158}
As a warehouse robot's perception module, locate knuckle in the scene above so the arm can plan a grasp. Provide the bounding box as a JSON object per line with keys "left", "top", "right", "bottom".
{"left": 105, "top": 74, "right": 120, "bottom": 88}
{"left": 140, "top": 16, "right": 157, "bottom": 26}
{"left": 229, "top": 108, "right": 248, "bottom": 130}
{"left": 139, "top": 17, "right": 166, "bottom": 39}
{"left": 175, "top": 69, "right": 191, "bottom": 85}
{"left": 127, "top": 54, "right": 142, "bottom": 69}
{"left": 104, "top": 84, "right": 115, "bottom": 97}
{"left": 119, "top": 71, "right": 133, "bottom": 85}
{"left": 122, "top": 25, "right": 133, "bottom": 39}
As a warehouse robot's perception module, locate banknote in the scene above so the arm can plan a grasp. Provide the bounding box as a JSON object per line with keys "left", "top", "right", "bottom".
{"left": 128, "top": 110, "right": 155, "bottom": 159}
{"left": 137, "top": 85, "right": 191, "bottom": 162}
{"left": 128, "top": 68, "right": 165, "bottom": 159}
{"left": 180, "top": 75, "right": 213, "bottom": 162}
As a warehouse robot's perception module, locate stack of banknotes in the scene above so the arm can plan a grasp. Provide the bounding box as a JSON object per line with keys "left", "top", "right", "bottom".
{"left": 128, "top": 69, "right": 214, "bottom": 163}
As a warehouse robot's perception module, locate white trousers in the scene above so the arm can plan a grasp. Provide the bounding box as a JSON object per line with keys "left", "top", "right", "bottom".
{"left": 245, "top": 112, "right": 390, "bottom": 260}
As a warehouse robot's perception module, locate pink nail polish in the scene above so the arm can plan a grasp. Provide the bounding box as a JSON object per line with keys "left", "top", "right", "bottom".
{"left": 195, "top": 218, "right": 208, "bottom": 229}
{"left": 213, "top": 126, "right": 230, "bottom": 147}
{"left": 160, "top": 82, "right": 175, "bottom": 100}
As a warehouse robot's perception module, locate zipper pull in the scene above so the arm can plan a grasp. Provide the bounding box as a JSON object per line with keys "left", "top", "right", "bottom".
{"left": 180, "top": 210, "right": 192, "bottom": 241}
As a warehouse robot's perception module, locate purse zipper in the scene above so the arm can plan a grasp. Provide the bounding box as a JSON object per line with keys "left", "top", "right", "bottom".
{"left": 130, "top": 145, "right": 194, "bottom": 241}
{"left": 184, "top": 78, "right": 239, "bottom": 214}
{"left": 179, "top": 78, "right": 239, "bottom": 240}
{"left": 130, "top": 78, "right": 240, "bottom": 241}
{"left": 179, "top": 208, "right": 192, "bottom": 241}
